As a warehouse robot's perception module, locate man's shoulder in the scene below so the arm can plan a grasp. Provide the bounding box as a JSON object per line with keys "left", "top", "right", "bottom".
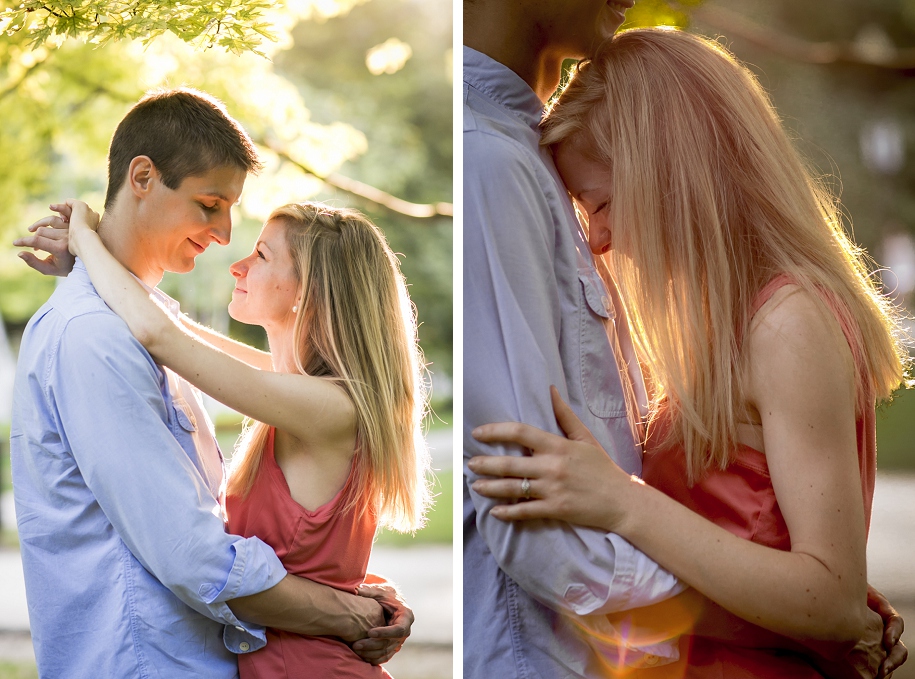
{"left": 23, "top": 277, "right": 141, "bottom": 363}
{"left": 463, "top": 119, "right": 559, "bottom": 236}
{"left": 464, "top": 110, "right": 540, "bottom": 169}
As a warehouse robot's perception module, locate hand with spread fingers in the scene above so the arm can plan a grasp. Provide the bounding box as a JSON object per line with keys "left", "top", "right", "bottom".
{"left": 13, "top": 200, "right": 101, "bottom": 277}
{"left": 469, "top": 385, "right": 634, "bottom": 532}
{"left": 13, "top": 202, "right": 77, "bottom": 277}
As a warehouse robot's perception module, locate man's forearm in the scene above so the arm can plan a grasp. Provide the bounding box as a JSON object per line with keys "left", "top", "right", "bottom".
{"left": 228, "top": 574, "right": 384, "bottom": 642}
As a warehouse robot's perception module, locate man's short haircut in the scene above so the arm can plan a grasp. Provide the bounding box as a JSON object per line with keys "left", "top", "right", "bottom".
{"left": 105, "top": 88, "right": 261, "bottom": 209}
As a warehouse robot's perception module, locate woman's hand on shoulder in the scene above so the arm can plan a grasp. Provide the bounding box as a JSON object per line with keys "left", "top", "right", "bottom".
{"left": 469, "top": 386, "right": 634, "bottom": 531}
{"left": 12, "top": 201, "right": 83, "bottom": 276}
{"left": 61, "top": 200, "right": 101, "bottom": 252}
{"left": 13, "top": 200, "right": 99, "bottom": 276}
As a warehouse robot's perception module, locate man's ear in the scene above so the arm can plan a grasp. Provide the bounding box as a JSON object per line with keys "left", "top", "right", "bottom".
{"left": 126, "top": 156, "right": 158, "bottom": 198}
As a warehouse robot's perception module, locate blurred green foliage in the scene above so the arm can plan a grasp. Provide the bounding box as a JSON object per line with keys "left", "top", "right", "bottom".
{"left": 278, "top": 0, "right": 453, "bottom": 381}
{"left": 635, "top": 0, "right": 915, "bottom": 269}
{"left": 0, "top": 0, "right": 453, "bottom": 394}
{"left": 877, "top": 388, "right": 915, "bottom": 469}
{"left": 2, "top": 0, "right": 275, "bottom": 54}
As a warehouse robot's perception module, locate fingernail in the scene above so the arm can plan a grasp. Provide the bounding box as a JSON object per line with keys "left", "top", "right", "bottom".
{"left": 471, "top": 427, "right": 482, "bottom": 438}
{"left": 467, "top": 458, "right": 479, "bottom": 471}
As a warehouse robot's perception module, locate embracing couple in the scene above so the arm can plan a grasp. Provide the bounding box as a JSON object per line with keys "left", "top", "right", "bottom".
{"left": 11, "top": 89, "right": 429, "bottom": 678}
{"left": 464, "top": 1, "right": 909, "bottom": 677}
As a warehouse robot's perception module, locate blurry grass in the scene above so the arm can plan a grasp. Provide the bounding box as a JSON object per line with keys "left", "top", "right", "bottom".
{"left": 0, "top": 529, "right": 19, "bottom": 549}
{"left": 877, "top": 387, "right": 915, "bottom": 470}
{"left": 375, "top": 470, "right": 453, "bottom": 546}
{"left": 427, "top": 405, "right": 453, "bottom": 432}
{"left": 0, "top": 663, "right": 37, "bottom": 679}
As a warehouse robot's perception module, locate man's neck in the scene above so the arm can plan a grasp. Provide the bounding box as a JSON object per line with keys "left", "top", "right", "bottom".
{"left": 96, "top": 205, "right": 162, "bottom": 288}
{"left": 464, "top": 6, "right": 566, "bottom": 103}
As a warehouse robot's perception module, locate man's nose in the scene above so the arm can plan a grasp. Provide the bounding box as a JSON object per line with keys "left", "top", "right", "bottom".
{"left": 210, "top": 213, "right": 232, "bottom": 246}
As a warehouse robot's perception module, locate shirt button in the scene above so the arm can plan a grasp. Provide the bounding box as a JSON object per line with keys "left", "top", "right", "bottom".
{"left": 643, "top": 654, "right": 659, "bottom": 667}
{"left": 601, "top": 295, "right": 612, "bottom": 312}
{"left": 239, "top": 641, "right": 250, "bottom": 652}
{"left": 235, "top": 626, "right": 245, "bottom": 632}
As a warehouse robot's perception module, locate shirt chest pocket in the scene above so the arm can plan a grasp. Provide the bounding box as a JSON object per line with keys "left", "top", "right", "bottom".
{"left": 578, "top": 269, "right": 628, "bottom": 419}
{"left": 171, "top": 398, "right": 199, "bottom": 433}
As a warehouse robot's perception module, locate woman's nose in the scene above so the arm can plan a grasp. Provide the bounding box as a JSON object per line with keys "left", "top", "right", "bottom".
{"left": 588, "top": 222, "right": 612, "bottom": 255}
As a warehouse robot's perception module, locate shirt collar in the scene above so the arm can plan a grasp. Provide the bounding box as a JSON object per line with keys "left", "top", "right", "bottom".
{"left": 72, "top": 257, "right": 181, "bottom": 316}
{"left": 463, "top": 45, "right": 544, "bottom": 131}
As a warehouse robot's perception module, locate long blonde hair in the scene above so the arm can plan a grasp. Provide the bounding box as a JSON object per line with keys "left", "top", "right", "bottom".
{"left": 541, "top": 28, "right": 909, "bottom": 482}
{"left": 226, "top": 203, "right": 431, "bottom": 532}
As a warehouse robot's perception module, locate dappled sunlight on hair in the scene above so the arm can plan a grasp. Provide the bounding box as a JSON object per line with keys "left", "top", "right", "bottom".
{"left": 541, "top": 28, "right": 910, "bottom": 483}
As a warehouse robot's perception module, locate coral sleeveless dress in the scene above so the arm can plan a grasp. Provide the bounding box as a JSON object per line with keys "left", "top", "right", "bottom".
{"left": 226, "top": 428, "right": 391, "bottom": 679}
{"left": 641, "top": 276, "right": 877, "bottom": 678}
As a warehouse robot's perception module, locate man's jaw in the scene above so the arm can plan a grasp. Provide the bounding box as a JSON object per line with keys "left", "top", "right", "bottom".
{"left": 606, "top": 0, "right": 634, "bottom": 24}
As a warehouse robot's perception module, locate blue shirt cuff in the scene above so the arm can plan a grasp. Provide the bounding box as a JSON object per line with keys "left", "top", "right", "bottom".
{"left": 196, "top": 535, "right": 287, "bottom": 654}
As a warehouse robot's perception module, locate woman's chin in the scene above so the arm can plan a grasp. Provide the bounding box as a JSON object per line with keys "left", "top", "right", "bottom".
{"left": 226, "top": 302, "right": 245, "bottom": 324}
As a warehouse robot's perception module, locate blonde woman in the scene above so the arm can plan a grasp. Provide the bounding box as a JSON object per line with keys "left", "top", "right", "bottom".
{"left": 468, "top": 29, "right": 909, "bottom": 677}
{"left": 63, "top": 199, "right": 430, "bottom": 678}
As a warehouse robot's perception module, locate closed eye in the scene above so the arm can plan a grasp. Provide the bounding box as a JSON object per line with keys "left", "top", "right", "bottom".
{"left": 199, "top": 202, "right": 219, "bottom": 213}
{"left": 256, "top": 249, "right": 265, "bottom": 259}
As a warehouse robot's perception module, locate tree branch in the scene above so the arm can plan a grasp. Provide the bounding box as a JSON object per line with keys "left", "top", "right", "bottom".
{"left": 0, "top": 55, "right": 51, "bottom": 103}
{"left": 264, "top": 141, "right": 453, "bottom": 221}
{"left": 683, "top": 3, "right": 915, "bottom": 71}
{"left": 0, "top": 63, "right": 451, "bottom": 222}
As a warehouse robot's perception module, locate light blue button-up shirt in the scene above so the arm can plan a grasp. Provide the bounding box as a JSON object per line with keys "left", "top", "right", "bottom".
{"left": 10, "top": 260, "right": 287, "bottom": 679}
{"left": 463, "top": 46, "right": 686, "bottom": 678}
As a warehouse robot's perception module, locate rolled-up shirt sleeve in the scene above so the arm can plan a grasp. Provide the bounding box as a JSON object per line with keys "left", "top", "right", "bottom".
{"left": 464, "top": 131, "right": 685, "bottom": 616}
{"left": 50, "top": 312, "right": 286, "bottom": 652}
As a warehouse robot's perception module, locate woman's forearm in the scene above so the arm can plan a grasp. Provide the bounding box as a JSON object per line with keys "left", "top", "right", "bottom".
{"left": 612, "top": 478, "right": 868, "bottom": 643}
{"left": 176, "top": 315, "right": 274, "bottom": 371}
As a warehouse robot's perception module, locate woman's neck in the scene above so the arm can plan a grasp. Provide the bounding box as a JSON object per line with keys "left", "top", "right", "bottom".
{"left": 265, "top": 323, "right": 297, "bottom": 373}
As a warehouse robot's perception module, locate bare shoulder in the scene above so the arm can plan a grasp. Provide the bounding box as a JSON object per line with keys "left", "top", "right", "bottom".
{"left": 748, "top": 284, "right": 852, "bottom": 365}
{"left": 289, "top": 372, "right": 357, "bottom": 443}
{"left": 745, "top": 284, "right": 855, "bottom": 407}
